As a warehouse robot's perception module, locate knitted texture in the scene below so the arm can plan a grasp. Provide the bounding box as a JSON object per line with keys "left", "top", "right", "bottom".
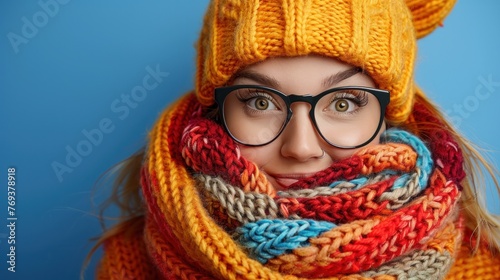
{"left": 445, "top": 230, "right": 500, "bottom": 280}
{"left": 96, "top": 93, "right": 500, "bottom": 279}
{"left": 179, "top": 114, "right": 460, "bottom": 278}
{"left": 195, "top": 0, "right": 456, "bottom": 123}
{"left": 97, "top": 218, "right": 159, "bottom": 280}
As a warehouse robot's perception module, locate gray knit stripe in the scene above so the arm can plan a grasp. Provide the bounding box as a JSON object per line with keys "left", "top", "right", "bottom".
{"left": 378, "top": 172, "right": 421, "bottom": 209}
{"left": 278, "top": 172, "right": 422, "bottom": 209}
{"left": 277, "top": 174, "right": 390, "bottom": 198}
{"left": 361, "top": 249, "right": 453, "bottom": 280}
{"left": 195, "top": 174, "right": 279, "bottom": 223}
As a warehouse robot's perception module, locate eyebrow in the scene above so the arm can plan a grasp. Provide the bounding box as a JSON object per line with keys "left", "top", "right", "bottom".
{"left": 321, "top": 67, "right": 362, "bottom": 88}
{"left": 231, "top": 71, "right": 281, "bottom": 88}
{"left": 231, "top": 67, "right": 363, "bottom": 89}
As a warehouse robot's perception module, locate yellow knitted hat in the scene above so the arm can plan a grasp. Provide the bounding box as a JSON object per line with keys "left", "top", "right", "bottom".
{"left": 195, "top": 0, "right": 456, "bottom": 124}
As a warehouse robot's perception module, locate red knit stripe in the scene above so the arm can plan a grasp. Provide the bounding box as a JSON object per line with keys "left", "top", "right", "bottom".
{"left": 412, "top": 102, "right": 465, "bottom": 186}
{"left": 181, "top": 118, "right": 268, "bottom": 189}
{"left": 279, "top": 177, "right": 396, "bottom": 223}
{"left": 289, "top": 156, "right": 364, "bottom": 189}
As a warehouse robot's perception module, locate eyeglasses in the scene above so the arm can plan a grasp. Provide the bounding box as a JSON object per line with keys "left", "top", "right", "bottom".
{"left": 214, "top": 85, "right": 390, "bottom": 149}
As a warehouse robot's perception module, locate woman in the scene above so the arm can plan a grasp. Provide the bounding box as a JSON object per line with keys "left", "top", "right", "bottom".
{"left": 91, "top": 0, "right": 500, "bottom": 279}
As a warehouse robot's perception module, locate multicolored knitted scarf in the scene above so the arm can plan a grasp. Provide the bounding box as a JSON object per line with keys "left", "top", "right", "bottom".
{"left": 98, "top": 93, "right": 500, "bottom": 279}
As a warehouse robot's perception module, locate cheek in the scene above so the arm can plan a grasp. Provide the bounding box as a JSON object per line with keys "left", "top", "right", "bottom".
{"left": 325, "top": 121, "right": 386, "bottom": 160}
{"left": 238, "top": 144, "right": 275, "bottom": 167}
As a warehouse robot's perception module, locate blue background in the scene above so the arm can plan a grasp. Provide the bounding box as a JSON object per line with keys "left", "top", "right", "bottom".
{"left": 1, "top": 1, "right": 499, "bottom": 279}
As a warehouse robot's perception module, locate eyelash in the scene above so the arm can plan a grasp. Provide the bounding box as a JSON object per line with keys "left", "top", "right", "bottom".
{"left": 332, "top": 91, "right": 369, "bottom": 106}
{"left": 234, "top": 88, "right": 369, "bottom": 113}
{"left": 236, "top": 90, "right": 278, "bottom": 104}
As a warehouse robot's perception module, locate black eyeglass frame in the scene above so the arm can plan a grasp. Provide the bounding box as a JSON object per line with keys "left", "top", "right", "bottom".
{"left": 214, "top": 85, "right": 390, "bottom": 149}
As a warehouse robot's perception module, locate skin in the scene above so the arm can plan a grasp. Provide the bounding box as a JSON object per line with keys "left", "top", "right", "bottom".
{"left": 229, "top": 55, "right": 386, "bottom": 190}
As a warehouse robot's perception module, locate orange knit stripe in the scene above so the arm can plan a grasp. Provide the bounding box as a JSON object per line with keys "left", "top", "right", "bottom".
{"left": 266, "top": 219, "right": 381, "bottom": 274}
{"left": 143, "top": 217, "right": 214, "bottom": 280}
{"left": 425, "top": 214, "right": 463, "bottom": 255}
{"left": 240, "top": 163, "right": 276, "bottom": 197}
{"left": 97, "top": 218, "right": 159, "bottom": 280}
{"left": 357, "top": 143, "right": 417, "bottom": 174}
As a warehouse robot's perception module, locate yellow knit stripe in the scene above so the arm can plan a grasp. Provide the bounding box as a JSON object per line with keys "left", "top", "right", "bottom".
{"left": 283, "top": 0, "right": 311, "bottom": 55}
{"left": 350, "top": 0, "right": 368, "bottom": 67}
{"left": 445, "top": 242, "right": 500, "bottom": 279}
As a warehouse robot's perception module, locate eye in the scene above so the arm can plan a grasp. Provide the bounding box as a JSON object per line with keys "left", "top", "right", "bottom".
{"left": 334, "top": 99, "right": 348, "bottom": 112}
{"left": 252, "top": 97, "right": 276, "bottom": 110}
{"left": 234, "top": 88, "right": 282, "bottom": 112}
{"left": 332, "top": 98, "right": 357, "bottom": 112}
{"left": 326, "top": 90, "right": 369, "bottom": 114}
{"left": 247, "top": 96, "right": 278, "bottom": 111}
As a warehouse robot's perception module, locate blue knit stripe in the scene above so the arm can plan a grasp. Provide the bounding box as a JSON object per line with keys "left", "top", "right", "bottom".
{"left": 392, "top": 173, "right": 411, "bottom": 189}
{"left": 235, "top": 219, "right": 335, "bottom": 263}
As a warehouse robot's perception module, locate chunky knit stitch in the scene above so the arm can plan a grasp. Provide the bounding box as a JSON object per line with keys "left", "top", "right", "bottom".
{"left": 181, "top": 116, "right": 460, "bottom": 277}
{"left": 96, "top": 94, "right": 500, "bottom": 279}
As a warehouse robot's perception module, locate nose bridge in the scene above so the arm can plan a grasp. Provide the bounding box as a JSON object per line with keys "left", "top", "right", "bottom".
{"left": 288, "top": 94, "right": 315, "bottom": 108}
{"left": 287, "top": 94, "right": 317, "bottom": 132}
{"left": 281, "top": 97, "right": 322, "bottom": 160}
{"left": 287, "top": 94, "right": 315, "bottom": 122}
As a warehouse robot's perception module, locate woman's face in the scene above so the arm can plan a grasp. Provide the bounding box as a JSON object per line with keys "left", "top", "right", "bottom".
{"left": 228, "top": 55, "right": 385, "bottom": 190}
